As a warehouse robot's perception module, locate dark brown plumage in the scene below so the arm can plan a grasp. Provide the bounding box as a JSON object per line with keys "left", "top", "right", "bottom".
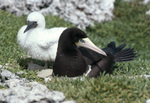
{"left": 53, "top": 28, "right": 86, "bottom": 77}
{"left": 53, "top": 27, "right": 136, "bottom": 77}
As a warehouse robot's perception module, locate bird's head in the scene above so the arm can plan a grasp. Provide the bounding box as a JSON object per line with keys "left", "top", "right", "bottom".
{"left": 24, "top": 12, "right": 45, "bottom": 33}
{"left": 60, "top": 28, "right": 107, "bottom": 56}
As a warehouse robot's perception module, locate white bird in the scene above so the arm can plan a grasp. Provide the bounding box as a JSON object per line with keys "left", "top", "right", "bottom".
{"left": 17, "top": 12, "right": 67, "bottom": 69}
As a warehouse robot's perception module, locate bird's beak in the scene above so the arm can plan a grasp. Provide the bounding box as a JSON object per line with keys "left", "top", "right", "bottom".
{"left": 24, "top": 21, "right": 37, "bottom": 33}
{"left": 75, "top": 38, "right": 107, "bottom": 56}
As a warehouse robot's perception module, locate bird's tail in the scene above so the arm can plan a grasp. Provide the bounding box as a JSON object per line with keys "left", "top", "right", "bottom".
{"left": 113, "top": 42, "right": 137, "bottom": 62}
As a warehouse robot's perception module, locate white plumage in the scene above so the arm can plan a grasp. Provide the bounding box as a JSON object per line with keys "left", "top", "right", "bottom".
{"left": 17, "top": 12, "right": 67, "bottom": 67}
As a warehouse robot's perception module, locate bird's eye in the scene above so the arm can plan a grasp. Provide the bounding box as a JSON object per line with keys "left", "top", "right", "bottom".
{"left": 74, "top": 37, "right": 78, "bottom": 42}
{"left": 33, "top": 21, "right": 37, "bottom": 24}
{"left": 27, "top": 21, "right": 37, "bottom": 24}
{"left": 79, "top": 39, "right": 85, "bottom": 43}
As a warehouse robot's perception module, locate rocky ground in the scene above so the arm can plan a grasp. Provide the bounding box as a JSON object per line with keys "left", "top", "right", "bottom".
{"left": 0, "top": 0, "right": 115, "bottom": 29}
{"left": 0, "top": 67, "right": 75, "bottom": 103}
{"left": 0, "top": 0, "right": 149, "bottom": 29}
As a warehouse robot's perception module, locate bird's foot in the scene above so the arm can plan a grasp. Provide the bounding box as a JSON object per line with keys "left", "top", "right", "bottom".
{"left": 44, "top": 61, "right": 49, "bottom": 69}
{"left": 27, "top": 63, "right": 46, "bottom": 70}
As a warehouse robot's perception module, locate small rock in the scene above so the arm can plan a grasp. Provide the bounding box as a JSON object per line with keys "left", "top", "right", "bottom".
{"left": 146, "top": 99, "right": 150, "bottom": 103}
{"left": 0, "top": 64, "right": 3, "bottom": 69}
{"left": 146, "top": 9, "right": 150, "bottom": 15}
{"left": 37, "top": 69, "right": 53, "bottom": 78}
{"left": 44, "top": 77, "right": 53, "bottom": 83}
{"left": 143, "top": 0, "right": 150, "bottom": 4}
{"left": 62, "top": 100, "right": 76, "bottom": 103}
{"left": 16, "top": 71, "right": 24, "bottom": 75}
{"left": 49, "top": 91, "right": 65, "bottom": 102}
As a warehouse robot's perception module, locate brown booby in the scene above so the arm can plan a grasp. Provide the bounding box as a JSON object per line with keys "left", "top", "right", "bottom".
{"left": 53, "top": 27, "right": 136, "bottom": 77}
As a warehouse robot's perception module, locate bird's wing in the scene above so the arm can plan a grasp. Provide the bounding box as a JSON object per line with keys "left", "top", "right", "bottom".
{"left": 38, "top": 27, "right": 67, "bottom": 49}
{"left": 38, "top": 40, "right": 56, "bottom": 49}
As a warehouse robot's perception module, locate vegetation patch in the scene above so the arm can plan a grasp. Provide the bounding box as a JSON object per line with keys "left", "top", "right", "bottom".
{"left": 0, "top": 0, "right": 150, "bottom": 102}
